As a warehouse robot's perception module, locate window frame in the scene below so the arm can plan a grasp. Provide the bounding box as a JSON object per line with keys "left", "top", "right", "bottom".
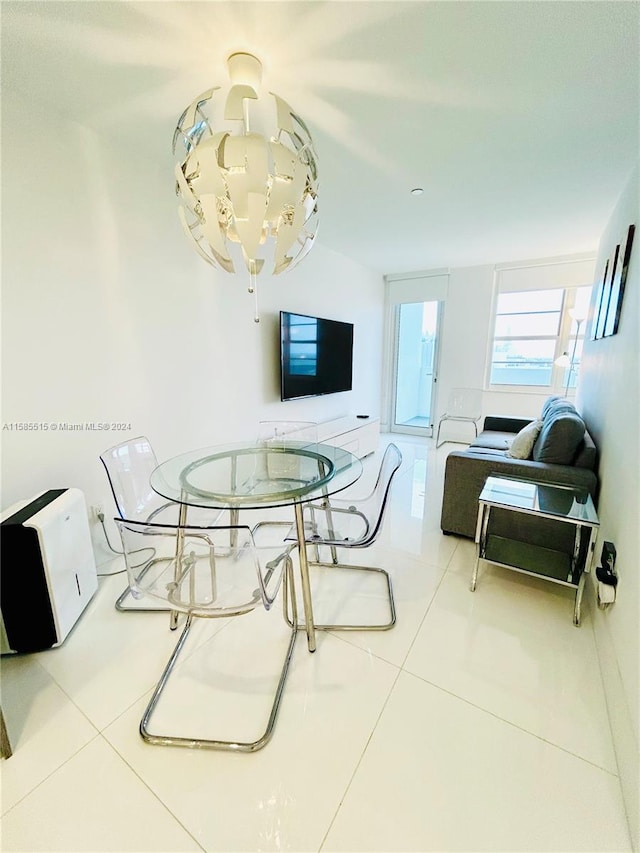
{"left": 486, "top": 283, "right": 591, "bottom": 395}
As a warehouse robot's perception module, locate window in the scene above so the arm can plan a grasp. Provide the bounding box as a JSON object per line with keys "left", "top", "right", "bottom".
{"left": 489, "top": 285, "right": 591, "bottom": 392}
{"left": 286, "top": 314, "right": 318, "bottom": 376}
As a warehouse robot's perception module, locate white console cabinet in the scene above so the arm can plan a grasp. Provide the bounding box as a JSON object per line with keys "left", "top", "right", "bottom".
{"left": 317, "top": 416, "right": 380, "bottom": 459}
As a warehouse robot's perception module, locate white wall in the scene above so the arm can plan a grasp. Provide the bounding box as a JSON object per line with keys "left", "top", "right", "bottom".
{"left": 436, "top": 265, "right": 494, "bottom": 437}
{"left": 577, "top": 165, "right": 639, "bottom": 848}
{"left": 383, "top": 256, "right": 596, "bottom": 436}
{"left": 0, "top": 91, "right": 384, "bottom": 560}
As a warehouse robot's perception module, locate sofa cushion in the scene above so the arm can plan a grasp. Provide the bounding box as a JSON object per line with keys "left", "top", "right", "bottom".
{"left": 465, "top": 445, "right": 509, "bottom": 459}
{"left": 471, "top": 431, "right": 514, "bottom": 451}
{"left": 507, "top": 419, "right": 543, "bottom": 459}
{"left": 541, "top": 396, "right": 562, "bottom": 419}
{"left": 532, "top": 410, "right": 586, "bottom": 464}
{"left": 574, "top": 431, "right": 597, "bottom": 469}
{"left": 542, "top": 396, "right": 578, "bottom": 420}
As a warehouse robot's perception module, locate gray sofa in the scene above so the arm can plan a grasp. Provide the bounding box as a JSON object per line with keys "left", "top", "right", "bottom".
{"left": 440, "top": 397, "right": 598, "bottom": 548}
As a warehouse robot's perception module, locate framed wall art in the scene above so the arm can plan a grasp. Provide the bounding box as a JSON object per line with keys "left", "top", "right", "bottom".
{"left": 604, "top": 223, "right": 635, "bottom": 337}
{"left": 591, "top": 223, "right": 635, "bottom": 339}
{"left": 594, "top": 254, "right": 614, "bottom": 340}
{"left": 590, "top": 258, "right": 608, "bottom": 340}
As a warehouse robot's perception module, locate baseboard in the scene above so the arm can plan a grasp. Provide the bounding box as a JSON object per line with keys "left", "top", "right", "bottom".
{"left": 590, "top": 587, "right": 639, "bottom": 849}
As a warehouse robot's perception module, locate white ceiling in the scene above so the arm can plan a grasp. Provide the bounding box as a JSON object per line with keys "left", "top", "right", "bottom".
{"left": 2, "top": 1, "right": 638, "bottom": 274}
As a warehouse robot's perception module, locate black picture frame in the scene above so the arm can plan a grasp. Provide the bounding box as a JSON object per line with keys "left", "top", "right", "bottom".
{"left": 592, "top": 222, "right": 636, "bottom": 340}
{"left": 604, "top": 223, "right": 635, "bottom": 337}
{"left": 590, "top": 258, "right": 608, "bottom": 340}
{"left": 603, "top": 245, "right": 622, "bottom": 337}
{"left": 595, "top": 250, "right": 616, "bottom": 340}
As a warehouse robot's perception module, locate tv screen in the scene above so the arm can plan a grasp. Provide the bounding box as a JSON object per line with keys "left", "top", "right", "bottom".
{"left": 280, "top": 311, "right": 354, "bottom": 401}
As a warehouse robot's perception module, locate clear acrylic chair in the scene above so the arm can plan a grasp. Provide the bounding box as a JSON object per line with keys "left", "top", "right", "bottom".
{"left": 257, "top": 420, "right": 318, "bottom": 447}
{"left": 100, "top": 435, "right": 224, "bottom": 612}
{"left": 115, "top": 519, "right": 297, "bottom": 751}
{"left": 435, "top": 388, "right": 483, "bottom": 448}
{"left": 284, "top": 442, "right": 402, "bottom": 632}
{"left": 100, "top": 436, "right": 175, "bottom": 525}
{"left": 253, "top": 421, "right": 320, "bottom": 541}
{"left": 257, "top": 421, "right": 319, "bottom": 479}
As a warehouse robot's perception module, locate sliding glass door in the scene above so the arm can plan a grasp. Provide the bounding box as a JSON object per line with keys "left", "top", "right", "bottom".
{"left": 392, "top": 301, "right": 441, "bottom": 436}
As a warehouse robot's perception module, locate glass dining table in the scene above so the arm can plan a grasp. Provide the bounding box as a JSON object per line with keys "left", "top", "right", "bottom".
{"left": 150, "top": 441, "right": 363, "bottom": 652}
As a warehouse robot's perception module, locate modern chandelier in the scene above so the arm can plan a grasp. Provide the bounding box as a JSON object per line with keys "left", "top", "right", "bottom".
{"left": 173, "top": 52, "right": 319, "bottom": 321}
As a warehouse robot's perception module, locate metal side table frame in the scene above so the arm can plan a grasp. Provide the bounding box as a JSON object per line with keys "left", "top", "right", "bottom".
{"left": 471, "top": 475, "right": 599, "bottom": 626}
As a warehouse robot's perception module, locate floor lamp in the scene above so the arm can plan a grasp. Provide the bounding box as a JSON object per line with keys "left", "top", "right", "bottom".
{"left": 555, "top": 309, "right": 586, "bottom": 396}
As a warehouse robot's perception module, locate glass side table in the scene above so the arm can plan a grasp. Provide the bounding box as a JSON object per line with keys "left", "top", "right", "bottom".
{"left": 471, "top": 476, "right": 599, "bottom": 626}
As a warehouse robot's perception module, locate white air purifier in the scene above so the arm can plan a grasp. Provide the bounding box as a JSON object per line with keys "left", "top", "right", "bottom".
{"left": 1, "top": 488, "right": 98, "bottom": 654}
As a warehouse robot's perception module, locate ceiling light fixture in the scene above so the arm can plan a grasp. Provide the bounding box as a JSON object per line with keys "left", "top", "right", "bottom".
{"left": 410, "top": 187, "right": 424, "bottom": 196}
{"left": 173, "top": 52, "right": 319, "bottom": 321}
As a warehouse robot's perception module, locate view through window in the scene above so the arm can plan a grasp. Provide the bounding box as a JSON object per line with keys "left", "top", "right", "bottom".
{"left": 490, "top": 286, "right": 591, "bottom": 391}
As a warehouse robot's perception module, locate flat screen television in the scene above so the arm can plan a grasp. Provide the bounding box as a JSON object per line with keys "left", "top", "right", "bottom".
{"left": 280, "top": 311, "right": 354, "bottom": 401}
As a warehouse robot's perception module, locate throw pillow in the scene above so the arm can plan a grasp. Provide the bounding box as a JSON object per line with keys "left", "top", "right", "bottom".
{"left": 507, "top": 419, "right": 543, "bottom": 459}
{"left": 532, "top": 411, "right": 586, "bottom": 464}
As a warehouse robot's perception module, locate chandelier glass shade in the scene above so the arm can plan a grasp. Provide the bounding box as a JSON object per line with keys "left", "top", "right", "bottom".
{"left": 173, "top": 53, "right": 319, "bottom": 280}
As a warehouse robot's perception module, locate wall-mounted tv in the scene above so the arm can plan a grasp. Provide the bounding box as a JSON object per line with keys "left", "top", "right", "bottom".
{"left": 280, "top": 311, "right": 354, "bottom": 401}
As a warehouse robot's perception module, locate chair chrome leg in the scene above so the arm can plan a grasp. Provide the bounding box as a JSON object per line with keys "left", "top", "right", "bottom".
{"left": 115, "top": 584, "right": 170, "bottom": 613}
{"left": 250, "top": 520, "right": 293, "bottom": 538}
{"left": 115, "top": 531, "right": 234, "bottom": 618}
{"left": 114, "top": 533, "right": 222, "bottom": 615}
{"left": 284, "top": 559, "right": 396, "bottom": 632}
{"left": 320, "top": 502, "right": 339, "bottom": 565}
{"left": 573, "top": 572, "right": 586, "bottom": 627}
{"left": 283, "top": 556, "right": 298, "bottom": 629}
{"left": 139, "top": 567, "right": 297, "bottom": 751}
{"left": 115, "top": 555, "right": 175, "bottom": 613}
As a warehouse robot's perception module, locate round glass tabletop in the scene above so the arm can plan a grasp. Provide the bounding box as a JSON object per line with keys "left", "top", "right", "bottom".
{"left": 150, "top": 441, "right": 363, "bottom": 509}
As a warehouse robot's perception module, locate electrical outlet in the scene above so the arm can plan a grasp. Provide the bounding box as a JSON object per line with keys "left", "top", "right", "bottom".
{"left": 89, "top": 504, "right": 104, "bottom": 523}
{"left": 601, "top": 541, "right": 616, "bottom": 571}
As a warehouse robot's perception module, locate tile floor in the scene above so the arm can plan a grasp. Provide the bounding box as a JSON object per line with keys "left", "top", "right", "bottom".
{"left": 0, "top": 435, "right": 631, "bottom": 852}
